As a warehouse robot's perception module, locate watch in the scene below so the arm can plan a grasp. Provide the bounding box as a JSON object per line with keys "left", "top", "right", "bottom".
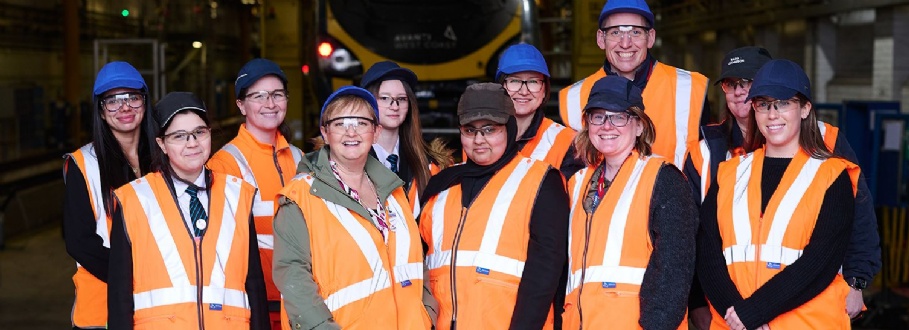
{"left": 847, "top": 277, "right": 868, "bottom": 290}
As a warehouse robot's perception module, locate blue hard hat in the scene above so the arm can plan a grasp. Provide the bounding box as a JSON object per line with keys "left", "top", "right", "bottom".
{"left": 320, "top": 86, "right": 380, "bottom": 123}
{"left": 495, "top": 43, "right": 550, "bottom": 82}
{"left": 235, "top": 58, "right": 288, "bottom": 98}
{"left": 93, "top": 61, "right": 148, "bottom": 97}
{"left": 747, "top": 59, "right": 812, "bottom": 102}
{"left": 599, "top": 0, "right": 655, "bottom": 28}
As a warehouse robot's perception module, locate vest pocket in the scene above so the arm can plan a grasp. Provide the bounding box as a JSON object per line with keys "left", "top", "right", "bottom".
{"left": 134, "top": 314, "right": 176, "bottom": 330}
{"left": 476, "top": 277, "right": 519, "bottom": 329}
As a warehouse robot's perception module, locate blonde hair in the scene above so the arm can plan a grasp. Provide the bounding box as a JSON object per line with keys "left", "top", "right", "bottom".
{"left": 573, "top": 106, "right": 656, "bottom": 166}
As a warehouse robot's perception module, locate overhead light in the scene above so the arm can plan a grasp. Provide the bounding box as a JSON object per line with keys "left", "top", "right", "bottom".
{"left": 192, "top": 41, "right": 203, "bottom": 49}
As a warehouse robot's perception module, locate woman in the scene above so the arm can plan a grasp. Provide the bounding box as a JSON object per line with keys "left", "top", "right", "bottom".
{"left": 495, "top": 43, "right": 581, "bottom": 177}
{"left": 697, "top": 60, "right": 858, "bottom": 330}
{"left": 684, "top": 48, "right": 878, "bottom": 325}
{"left": 420, "top": 83, "right": 568, "bottom": 330}
{"left": 359, "top": 61, "right": 452, "bottom": 216}
{"left": 272, "top": 86, "right": 434, "bottom": 330}
{"left": 562, "top": 76, "right": 697, "bottom": 330}
{"left": 208, "top": 58, "right": 303, "bottom": 329}
{"left": 108, "top": 92, "right": 269, "bottom": 330}
{"left": 63, "top": 61, "right": 156, "bottom": 330}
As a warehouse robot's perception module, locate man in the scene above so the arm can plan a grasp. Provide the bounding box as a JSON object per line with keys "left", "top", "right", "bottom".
{"left": 559, "top": 0, "right": 708, "bottom": 168}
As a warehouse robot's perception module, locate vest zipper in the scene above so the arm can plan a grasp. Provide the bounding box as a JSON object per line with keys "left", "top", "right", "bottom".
{"left": 273, "top": 146, "right": 286, "bottom": 186}
{"left": 194, "top": 233, "right": 206, "bottom": 330}
{"left": 448, "top": 207, "right": 469, "bottom": 330}
{"left": 576, "top": 212, "right": 593, "bottom": 330}
{"left": 755, "top": 214, "right": 764, "bottom": 291}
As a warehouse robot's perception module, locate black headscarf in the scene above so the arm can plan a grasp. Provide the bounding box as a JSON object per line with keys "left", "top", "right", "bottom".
{"left": 421, "top": 116, "right": 520, "bottom": 208}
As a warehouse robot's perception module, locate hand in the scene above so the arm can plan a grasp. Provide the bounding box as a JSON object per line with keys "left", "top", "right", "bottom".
{"left": 690, "top": 306, "right": 712, "bottom": 330}
{"left": 724, "top": 306, "right": 746, "bottom": 330}
{"left": 845, "top": 288, "right": 865, "bottom": 318}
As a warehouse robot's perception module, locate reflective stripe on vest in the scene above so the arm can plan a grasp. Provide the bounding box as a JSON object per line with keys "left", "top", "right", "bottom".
{"left": 673, "top": 70, "right": 693, "bottom": 166}
{"left": 295, "top": 174, "right": 422, "bottom": 312}
{"left": 527, "top": 120, "right": 568, "bottom": 161}
{"left": 126, "top": 174, "right": 250, "bottom": 311}
{"left": 70, "top": 144, "right": 111, "bottom": 250}
{"left": 424, "top": 159, "right": 538, "bottom": 277}
{"left": 566, "top": 155, "right": 653, "bottom": 294}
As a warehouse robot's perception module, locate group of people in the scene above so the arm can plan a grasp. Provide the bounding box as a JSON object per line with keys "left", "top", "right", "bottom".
{"left": 63, "top": 0, "right": 881, "bottom": 329}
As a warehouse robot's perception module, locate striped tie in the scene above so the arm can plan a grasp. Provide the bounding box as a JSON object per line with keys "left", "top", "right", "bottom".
{"left": 185, "top": 185, "right": 208, "bottom": 237}
{"left": 387, "top": 154, "right": 399, "bottom": 173}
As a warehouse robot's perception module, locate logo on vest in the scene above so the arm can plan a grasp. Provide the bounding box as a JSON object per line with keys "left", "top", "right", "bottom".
{"left": 766, "top": 262, "right": 781, "bottom": 269}
{"left": 602, "top": 282, "right": 617, "bottom": 288}
{"left": 401, "top": 280, "right": 412, "bottom": 287}
{"left": 475, "top": 267, "right": 490, "bottom": 275}
{"left": 209, "top": 303, "right": 223, "bottom": 311}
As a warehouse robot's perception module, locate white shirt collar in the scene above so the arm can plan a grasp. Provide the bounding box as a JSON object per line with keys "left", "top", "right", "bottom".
{"left": 173, "top": 171, "right": 207, "bottom": 197}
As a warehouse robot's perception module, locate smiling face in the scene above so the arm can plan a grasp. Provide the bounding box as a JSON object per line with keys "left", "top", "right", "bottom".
{"left": 237, "top": 75, "right": 287, "bottom": 138}
{"left": 753, "top": 97, "right": 810, "bottom": 157}
{"left": 586, "top": 109, "right": 643, "bottom": 163}
{"left": 320, "top": 102, "right": 377, "bottom": 164}
{"left": 100, "top": 87, "right": 146, "bottom": 135}
{"left": 503, "top": 71, "right": 546, "bottom": 118}
{"left": 156, "top": 111, "right": 211, "bottom": 182}
{"left": 376, "top": 79, "right": 409, "bottom": 130}
{"left": 598, "top": 13, "right": 656, "bottom": 80}
{"left": 460, "top": 119, "right": 508, "bottom": 166}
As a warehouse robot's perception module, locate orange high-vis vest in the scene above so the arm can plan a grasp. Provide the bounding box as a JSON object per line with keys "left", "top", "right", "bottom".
{"left": 563, "top": 153, "right": 687, "bottom": 330}
{"left": 114, "top": 172, "right": 256, "bottom": 329}
{"left": 65, "top": 144, "right": 111, "bottom": 328}
{"left": 279, "top": 173, "right": 431, "bottom": 330}
{"left": 208, "top": 124, "right": 303, "bottom": 303}
{"left": 559, "top": 64, "right": 708, "bottom": 167}
{"left": 711, "top": 148, "right": 859, "bottom": 329}
{"left": 420, "top": 156, "right": 552, "bottom": 330}
{"left": 686, "top": 120, "right": 840, "bottom": 203}
{"left": 521, "top": 117, "right": 577, "bottom": 170}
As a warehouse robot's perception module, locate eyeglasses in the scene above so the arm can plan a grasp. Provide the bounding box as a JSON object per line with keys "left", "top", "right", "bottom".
{"left": 721, "top": 78, "right": 753, "bottom": 94}
{"left": 460, "top": 124, "right": 504, "bottom": 137}
{"left": 378, "top": 96, "right": 409, "bottom": 107}
{"left": 587, "top": 112, "right": 636, "bottom": 127}
{"left": 101, "top": 93, "right": 145, "bottom": 112}
{"left": 323, "top": 116, "right": 376, "bottom": 134}
{"left": 599, "top": 25, "right": 650, "bottom": 42}
{"left": 503, "top": 78, "right": 544, "bottom": 93}
{"left": 244, "top": 90, "right": 288, "bottom": 104}
{"left": 162, "top": 126, "right": 212, "bottom": 144}
{"left": 752, "top": 98, "right": 801, "bottom": 113}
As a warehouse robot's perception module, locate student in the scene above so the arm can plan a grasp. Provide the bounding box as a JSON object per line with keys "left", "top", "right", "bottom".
{"left": 359, "top": 61, "right": 452, "bottom": 216}
{"left": 697, "top": 60, "right": 858, "bottom": 329}
{"left": 563, "top": 76, "right": 696, "bottom": 329}
{"left": 108, "top": 92, "right": 269, "bottom": 330}
{"left": 208, "top": 58, "right": 303, "bottom": 329}
{"left": 63, "top": 61, "right": 156, "bottom": 330}
{"left": 420, "top": 83, "right": 569, "bottom": 330}
{"left": 273, "top": 86, "right": 435, "bottom": 330}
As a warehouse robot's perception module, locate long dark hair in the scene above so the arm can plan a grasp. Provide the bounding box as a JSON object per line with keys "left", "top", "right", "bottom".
{"left": 151, "top": 109, "right": 213, "bottom": 182}
{"left": 744, "top": 94, "right": 835, "bottom": 159}
{"left": 91, "top": 91, "right": 156, "bottom": 217}
{"left": 366, "top": 81, "right": 448, "bottom": 194}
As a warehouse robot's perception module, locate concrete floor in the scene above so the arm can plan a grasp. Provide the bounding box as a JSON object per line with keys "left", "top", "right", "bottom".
{"left": 0, "top": 224, "right": 73, "bottom": 329}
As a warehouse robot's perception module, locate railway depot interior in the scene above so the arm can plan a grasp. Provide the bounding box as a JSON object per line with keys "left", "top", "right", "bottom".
{"left": 1, "top": 0, "right": 909, "bottom": 328}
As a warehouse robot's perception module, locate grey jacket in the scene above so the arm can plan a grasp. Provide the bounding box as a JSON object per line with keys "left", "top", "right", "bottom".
{"left": 272, "top": 147, "right": 438, "bottom": 330}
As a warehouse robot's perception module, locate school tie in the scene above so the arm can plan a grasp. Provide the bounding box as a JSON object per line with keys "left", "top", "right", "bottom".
{"left": 185, "top": 185, "right": 208, "bottom": 237}
{"left": 387, "top": 154, "right": 399, "bottom": 173}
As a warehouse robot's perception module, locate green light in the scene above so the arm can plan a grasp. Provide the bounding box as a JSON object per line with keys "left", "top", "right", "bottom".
{"left": 121, "top": 9, "right": 129, "bottom": 17}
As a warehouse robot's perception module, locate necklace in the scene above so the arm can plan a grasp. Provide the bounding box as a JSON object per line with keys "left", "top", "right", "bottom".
{"left": 131, "top": 165, "right": 140, "bottom": 177}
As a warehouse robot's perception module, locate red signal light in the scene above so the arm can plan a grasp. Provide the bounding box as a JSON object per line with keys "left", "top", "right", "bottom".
{"left": 318, "top": 42, "right": 333, "bottom": 58}
{"left": 302, "top": 64, "right": 310, "bottom": 75}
